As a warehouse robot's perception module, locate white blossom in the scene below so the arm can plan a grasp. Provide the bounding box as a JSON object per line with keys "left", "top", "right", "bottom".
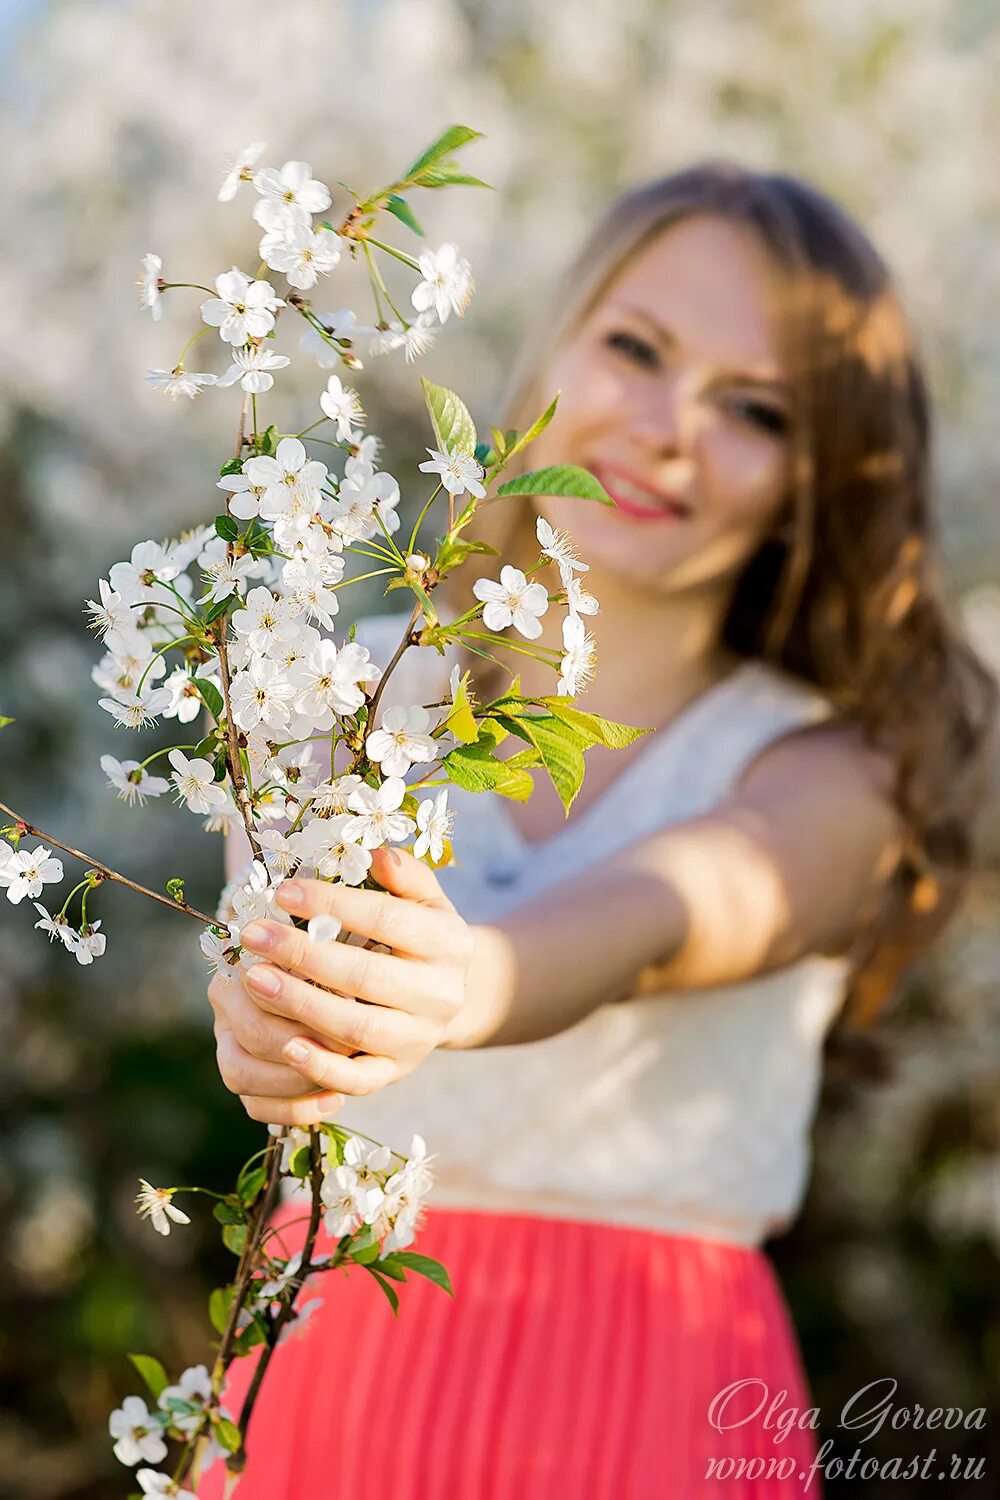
{"left": 200, "top": 550, "right": 259, "bottom": 605}
{"left": 565, "top": 571, "right": 600, "bottom": 617}
{"left": 230, "top": 586, "right": 301, "bottom": 657}
{"left": 411, "top": 242, "right": 474, "bottom": 323}
{"left": 157, "top": 1363, "right": 213, "bottom": 1436}
{"left": 145, "top": 366, "right": 217, "bottom": 401}
{"left": 260, "top": 223, "right": 341, "bottom": 290}
{"left": 243, "top": 437, "right": 327, "bottom": 526}
{"left": 100, "top": 755, "right": 170, "bottom": 806}
{"left": 365, "top": 705, "right": 438, "bottom": 777}
{"left": 169, "top": 750, "right": 229, "bottom": 815}
{"left": 0, "top": 844, "right": 64, "bottom": 905}
{"left": 216, "top": 345, "right": 291, "bottom": 394}
{"left": 218, "top": 140, "right": 267, "bottom": 202}
{"left": 229, "top": 656, "right": 296, "bottom": 736}
{"left": 137, "top": 1470, "right": 197, "bottom": 1499}
{"left": 417, "top": 446, "right": 485, "bottom": 498}
{"left": 84, "top": 578, "right": 131, "bottom": 638}
{"left": 558, "top": 611, "right": 597, "bottom": 697}
{"left": 294, "top": 638, "right": 380, "bottom": 726}
{"left": 72, "top": 922, "right": 107, "bottom": 965}
{"left": 108, "top": 540, "right": 181, "bottom": 605}
{"left": 98, "top": 685, "right": 173, "bottom": 729}
{"left": 473, "top": 565, "right": 550, "bottom": 639}
{"left": 32, "top": 901, "right": 78, "bottom": 950}
{"left": 536, "top": 515, "right": 589, "bottom": 574}
{"left": 413, "top": 789, "right": 452, "bottom": 863}
{"left": 315, "top": 816, "right": 373, "bottom": 886}
{"left": 344, "top": 776, "right": 414, "bottom": 849}
{"left": 109, "top": 1395, "right": 167, "bottom": 1467}
{"left": 307, "top": 912, "right": 343, "bottom": 944}
{"left": 134, "top": 1179, "right": 191, "bottom": 1237}
{"left": 319, "top": 374, "right": 365, "bottom": 440}
{"left": 136, "top": 253, "right": 163, "bottom": 321}
{"left": 200, "top": 267, "right": 284, "bottom": 345}
{"left": 252, "top": 159, "right": 331, "bottom": 230}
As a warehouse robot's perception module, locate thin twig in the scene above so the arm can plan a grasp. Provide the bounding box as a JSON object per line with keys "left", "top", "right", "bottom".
{"left": 0, "top": 798, "right": 218, "bottom": 926}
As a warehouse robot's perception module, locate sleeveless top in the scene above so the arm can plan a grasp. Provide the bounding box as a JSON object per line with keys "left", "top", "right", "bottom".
{"left": 285, "top": 609, "right": 851, "bottom": 1248}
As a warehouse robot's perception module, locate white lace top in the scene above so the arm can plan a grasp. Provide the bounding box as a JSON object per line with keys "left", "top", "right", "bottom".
{"left": 287, "top": 610, "right": 851, "bottom": 1248}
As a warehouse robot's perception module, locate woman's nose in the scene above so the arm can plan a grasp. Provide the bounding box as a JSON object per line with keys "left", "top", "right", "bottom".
{"left": 630, "top": 374, "right": 685, "bottom": 452}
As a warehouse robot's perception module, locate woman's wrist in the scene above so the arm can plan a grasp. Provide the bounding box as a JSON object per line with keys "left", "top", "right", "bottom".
{"left": 438, "top": 922, "right": 516, "bottom": 1050}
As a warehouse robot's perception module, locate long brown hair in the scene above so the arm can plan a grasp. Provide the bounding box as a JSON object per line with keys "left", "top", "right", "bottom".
{"left": 463, "top": 160, "right": 998, "bottom": 1030}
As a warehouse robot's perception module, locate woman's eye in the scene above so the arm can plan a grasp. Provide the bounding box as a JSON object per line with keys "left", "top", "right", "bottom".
{"left": 604, "top": 329, "right": 659, "bottom": 369}
{"left": 729, "top": 398, "right": 789, "bottom": 436}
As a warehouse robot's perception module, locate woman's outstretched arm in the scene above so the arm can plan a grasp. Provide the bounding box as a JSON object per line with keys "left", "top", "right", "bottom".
{"left": 206, "top": 721, "right": 903, "bottom": 1120}
{"left": 444, "top": 720, "right": 903, "bottom": 1047}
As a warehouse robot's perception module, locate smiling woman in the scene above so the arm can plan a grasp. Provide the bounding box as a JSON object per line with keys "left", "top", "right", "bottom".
{"left": 201, "top": 162, "right": 996, "bottom": 1499}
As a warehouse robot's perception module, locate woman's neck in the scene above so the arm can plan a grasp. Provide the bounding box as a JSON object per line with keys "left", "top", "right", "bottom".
{"left": 511, "top": 560, "right": 741, "bottom": 727}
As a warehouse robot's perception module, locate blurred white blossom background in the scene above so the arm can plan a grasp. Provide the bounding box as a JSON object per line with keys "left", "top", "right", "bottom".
{"left": 0, "top": 2, "right": 997, "bottom": 1495}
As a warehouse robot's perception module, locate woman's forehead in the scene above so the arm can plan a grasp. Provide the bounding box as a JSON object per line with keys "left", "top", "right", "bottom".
{"left": 595, "top": 215, "right": 789, "bottom": 375}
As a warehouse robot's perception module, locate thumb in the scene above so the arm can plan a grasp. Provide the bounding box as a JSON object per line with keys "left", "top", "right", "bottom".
{"left": 369, "top": 844, "right": 455, "bottom": 911}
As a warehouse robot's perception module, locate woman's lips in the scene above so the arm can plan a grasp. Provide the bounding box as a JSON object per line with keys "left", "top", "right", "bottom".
{"left": 592, "top": 465, "right": 692, "bottom": 522}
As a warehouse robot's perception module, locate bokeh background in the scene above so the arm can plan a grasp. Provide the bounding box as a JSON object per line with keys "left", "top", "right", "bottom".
{"left": 1, "top": 1, "right": 998, "bottom": 1495}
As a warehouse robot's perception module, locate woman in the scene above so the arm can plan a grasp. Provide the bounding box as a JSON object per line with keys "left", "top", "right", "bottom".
{"left": 200, "top": 163, "right": 996, "bottom": 1498}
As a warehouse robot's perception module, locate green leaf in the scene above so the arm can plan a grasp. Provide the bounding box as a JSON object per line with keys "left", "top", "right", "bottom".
{"left": 349, "top": 1232, "right": 382, "bottom": 1266}
{"left": 442, "top": 742, "right": 533, "bottom": 801}
{"left": 219, "top": 456, "right": 244, "bottom": 478}
{"left": 193, "top": 676, "right": 224, "bottom": 719}
{"left": 222, "top": 1223, "right": 247, "bottom": 1255}
{"left": 127, "top": 1353, "right": 169, "bottom": 1400}
{"left": 502, "top": 395, "right": 560, "bottom": 464}
{"left": 384, "top": 193, "right": 424, "bottom": 236}
{"left": 538, "top": 700, "right": 651, "bottom": 749}
{"left": 389, "top": 1250, "right": 454, "bottom": 1297}
{"left": 214, "top": 1416, "right": 242, "bottom": 1453}
{"left": 401, "top": 125, "right": 483, "bottom": 185}
{"left": 289, "top": 1144, "right": 312, "bottom": 1179}
{"left": 165, "top": 877, "right": 185, "bottom": 905}
{"left": 474, "top": 440, "right": 495, "bottom": 467}
{"left": 410, "top": 164, "right": 491, "bottom": 190}
{"left": 420, "top": 376, "right": 477, "bottom": 457}
{"left": 0, "top": 715, "right": 15, "bottom": 730}
{"left": 496, "top": 464, "right": 613, "bottom": 505}
{"left": 438, "top": 670, "right": 478, "bottom": 744}
{"left": 365, "top": 1265, "right": 401, "bottom": 1315}
{"left": 368, "top": 1253, "right": 409, "bottom": 1283}
{"left": 257, "top": 424, "right": 279, "bottom": 457}
{"left": 497, "top": 713, "right": 585, "bottom": 813}
{"left": 208, "top": 1285, "right": 235, "bottom": 1335}
{"left": 238, "top": 1166, "right": 267, "bottom": 1206}
{"left": 214, "top": 514, "right": 239, "bottom": 543}
{"left": 212, "top": 1199, "right": 245, "bottom": 1226}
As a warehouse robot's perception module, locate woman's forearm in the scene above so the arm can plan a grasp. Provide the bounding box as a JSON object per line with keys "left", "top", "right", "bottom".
{"left": 440, "top": 859, "right": 688, "bottom": 1049}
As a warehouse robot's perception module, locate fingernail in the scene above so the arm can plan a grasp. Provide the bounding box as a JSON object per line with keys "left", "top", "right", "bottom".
{"left": 276, "top": 881, "right": 305, "bottom": 909}
{"left": 241, "top": 922, "right": 275, "bottom": 951}
{"left": 245, "top": 965, "right": 281, "bottom": 997}
{"left": 283, "top": 1040, "right": 310, "bottom": 1063}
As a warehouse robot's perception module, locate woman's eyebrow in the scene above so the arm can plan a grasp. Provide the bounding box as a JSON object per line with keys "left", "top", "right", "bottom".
{"left": 608, "top": 302, "right": 791, "bottom": 396}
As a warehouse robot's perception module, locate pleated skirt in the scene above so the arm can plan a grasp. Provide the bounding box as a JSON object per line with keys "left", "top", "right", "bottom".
{"left": 196, "top": 1198, "right": 824, "bottom": 1500}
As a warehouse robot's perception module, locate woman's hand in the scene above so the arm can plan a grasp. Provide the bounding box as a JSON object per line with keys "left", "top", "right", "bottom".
{"left": 207, "top": 846, "right": 474, "bottom": 1126}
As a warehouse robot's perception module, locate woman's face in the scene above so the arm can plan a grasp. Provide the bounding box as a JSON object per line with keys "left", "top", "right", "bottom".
{"left": 527, "top": 213, "right": 795, "bottom": 595}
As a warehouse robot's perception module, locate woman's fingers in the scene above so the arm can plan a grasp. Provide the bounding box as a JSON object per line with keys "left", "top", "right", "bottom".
{"left": 239, "top": 1087, "right": 348, "bottom": 1128}
{"left": 214, "top": 1027, "right": 340, "bottom": 1101}
{"left": 242, "top": 961, "right": 433, "bottom": 1058}
{"left": 208, "top": 970, "right": 356, "bottom": 1061}
{"left": 270, "top": 855, "right": 469, "bottom": 961}
{"left": 276, "top": 1044, "right": 399, "bottom": 1100}
{"left": 239, "top": 923, "right": 463, "bottom": 1023}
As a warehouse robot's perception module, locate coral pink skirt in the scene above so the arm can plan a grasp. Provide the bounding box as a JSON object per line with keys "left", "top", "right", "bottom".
{"left": 198, "top": 1199, "right": 824, "bottom": 1499}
